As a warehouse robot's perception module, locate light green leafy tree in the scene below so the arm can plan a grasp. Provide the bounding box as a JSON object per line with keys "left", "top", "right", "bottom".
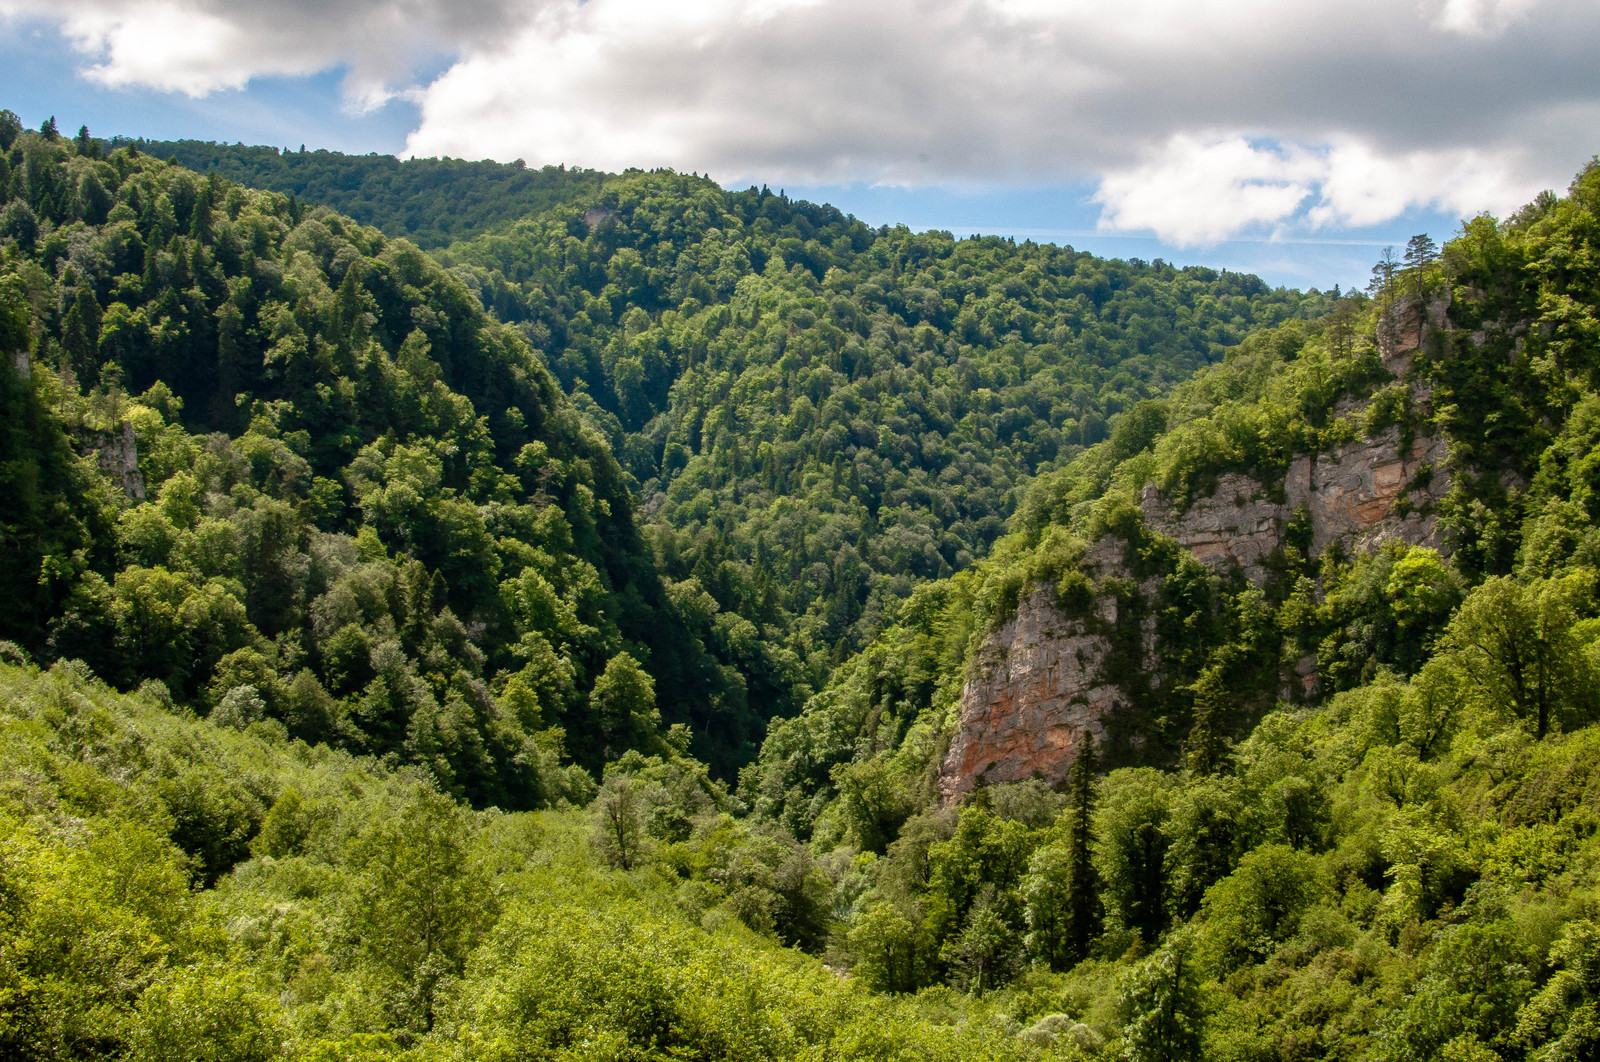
{"left": 1119, "top": 931, "right": 1207, "bottom": 1062}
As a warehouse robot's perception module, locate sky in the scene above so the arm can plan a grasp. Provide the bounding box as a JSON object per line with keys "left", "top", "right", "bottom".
{"left": 3, "top": 0, "right": 1597, "bottom": 292}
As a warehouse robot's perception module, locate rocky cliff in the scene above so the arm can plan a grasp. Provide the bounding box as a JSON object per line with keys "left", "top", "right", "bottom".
{"left": 97, "top": 420, "right": 146, "bottom": 500}
{"left": 937, "top": 539, "right": 1151, "bottom": 802}
{"left": 1137, "top": 423, "right": 1449, "bottom": 589}
{"left": 938, "top": 301, "right": 1451, "bottom": 800}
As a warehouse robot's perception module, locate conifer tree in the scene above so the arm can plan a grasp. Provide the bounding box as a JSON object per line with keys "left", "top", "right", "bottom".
{"left": 1062, "top": 729, "right": 1103, "bottom": 963}
{"left": 1327, "top": 296, "right": 1359, "bottom": 359}
{"left": 1185, "top": 662, "right": 1231, "bottom": 777}
{"left": 1023, "top": 730, "right": 1102, "bottom": 970}
{"left": 1404, "top": 233, "right": 1439, "bottom": 272}
{"left": 1405, "top": 233, "right": 1439, "bottom": 302}
{"left": 61, "top": 281, "right": 102, "bottom": 385}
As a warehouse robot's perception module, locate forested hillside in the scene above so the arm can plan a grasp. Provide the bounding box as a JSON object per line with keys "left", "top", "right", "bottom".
{"left": 730, "top": 160, "right": 1600, "bottom": 1060}
{"left": 12, "top": 97, "right": 1600, "bottom": 1062}
{"left": 440, "top": 172, "right": 1330, "bottom": 700}
{"left": 0, "top": 110, "right": 766, "bottom": 795}
{"left": 5, "top": 119, "right": 1331, "bottom": 778}
{"left": 128, "top": 138, "right": 605, "bottom": 248}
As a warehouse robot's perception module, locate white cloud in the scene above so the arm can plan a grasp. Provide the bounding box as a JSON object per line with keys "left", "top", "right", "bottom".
{"left": 1312, "top": 141, "right": 1544, "bottom": 228}
{"left": 1093, "top": 136, "right": 1555, "bottom": 245}
{"left": 0, "top": 0, "right": 530, "bottom": 106}
{"left": 5, "top": 0, "right": 1598, "bottom": 242}
{"left": 1093, "top": 138, "right": 1322, "bottom": 247}
{"left": 1435, "top": 0, "right": 1541, "bottom": 36}
{"left": 60, "top": 3, "right": 297, "bottom": 97}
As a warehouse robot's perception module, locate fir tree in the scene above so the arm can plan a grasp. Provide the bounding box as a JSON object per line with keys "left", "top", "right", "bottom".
{"left": 1185, "top": 661, "right": 1232, "bottom": 777}
{"left": 1062, "top": 729, "right": 1103, "bottom": 964}
{"left": 1023, "top": 730, "right": 1102, "bottom": 970}
{"left": 61, "top": 281, "right": 102, "bottom": 385}
{"left": 1405, "top": 233, "right": 1440, "bottom": 302}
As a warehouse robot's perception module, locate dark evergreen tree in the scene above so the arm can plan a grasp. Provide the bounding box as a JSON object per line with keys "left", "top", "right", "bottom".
{"left": 1184, "top": 661, "right": 1231, "bottom": 777}
{"left": 1062, "top": 730, "right": 1103, "bottom": 964}
{"left": 61, "top": 280, "right": 103, "bottom": 385}
{"left": 1404, "top": 232, "right": 1440, "bottom": 301}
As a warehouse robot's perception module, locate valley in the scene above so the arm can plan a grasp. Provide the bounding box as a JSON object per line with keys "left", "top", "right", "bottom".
{"left": 5, "top": 109, "right": 1600, "bottom": 1061}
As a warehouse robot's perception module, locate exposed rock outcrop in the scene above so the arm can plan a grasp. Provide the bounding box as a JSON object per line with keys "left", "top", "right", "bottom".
{"left": 938, "top": 589, "right": 1117, "bottom": 803}
{"left": 1138, "top": 425, "right": 1450, "bottom": 587}
{"left": 938, "top": 298, "right": 1453, "bottom": 799}
{"left": 1292, "top": 428, "right": 1449, "bottom": 555}
{"left": 938, "top": 541, "right": 1145, "bottom": 803}
{"left": 98, "top": 420, "right": 146, "bottom": 500}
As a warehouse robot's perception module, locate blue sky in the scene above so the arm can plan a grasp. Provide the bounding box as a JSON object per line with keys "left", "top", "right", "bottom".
{"left": 0, "top": 20, "right": 421, "bottom": 153}
{"left": 773, "top": 183, "right": 1463, "bottom": 293}
{"left": 4, "top": 1, "right": 1592, "bottom": 294}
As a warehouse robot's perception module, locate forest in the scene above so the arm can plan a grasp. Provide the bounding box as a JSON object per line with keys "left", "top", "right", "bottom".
{"left": 128, "top": 139, "right": 607, "bottom": 250}
{"left": 5, "top": 105, "right": 1600, "bottom": 1062}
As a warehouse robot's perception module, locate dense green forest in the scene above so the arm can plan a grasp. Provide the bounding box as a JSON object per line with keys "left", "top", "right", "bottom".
{"left": 439, "top": 172, "right": 1330, "bottom": 707}
{"left": 3, "top": 119, "right": 1330, "bottom": 777}
{"left": 0, "top": 111, "right": 765, "bottom": 792}
{"left": 10, "top": 100, "right": 1600, "bottom": 1062}
{"left": 143, "top": 138, "right": 1335, "bottom": 761}
{"left": 126, "top": 138, "right": 606, "bottom": 249}
{"left": 733, "top": 160, "right": 1600, "bottom": 1058}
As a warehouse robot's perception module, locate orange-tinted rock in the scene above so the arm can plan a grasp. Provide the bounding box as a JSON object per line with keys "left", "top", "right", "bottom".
{"left": 938, "top": 589, "right": 1116, "bottom": 803}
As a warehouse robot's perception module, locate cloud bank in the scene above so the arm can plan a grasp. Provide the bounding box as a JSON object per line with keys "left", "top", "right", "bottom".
{"left": 6, "top": 0, "right": 1599, "bottom": 243}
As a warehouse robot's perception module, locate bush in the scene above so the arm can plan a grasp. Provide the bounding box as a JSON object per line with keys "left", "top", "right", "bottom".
{"left": 129, "top": 968, "right": 283, "bottom": 1062}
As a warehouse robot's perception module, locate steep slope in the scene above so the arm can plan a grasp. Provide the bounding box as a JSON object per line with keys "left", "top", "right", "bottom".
{"left": 0, "top": 114, "right": 750, "bottom": 797}
{"left": 734, "top": 162, "right": 1600, "bottom": 1061}
{"left": 742, "top": 306, "right": 1427, "bottom": 832}
{"left": 13, "top": 106, "right": 1600, "bottom": 1062}
{"left": 81, "top": 139, "right": 1333, "bottom": 774}
{"left": 938, "top": 295, "right": 1454, "bottom": 800}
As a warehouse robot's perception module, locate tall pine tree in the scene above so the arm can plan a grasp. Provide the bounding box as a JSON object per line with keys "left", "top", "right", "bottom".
{"left": 1185, "top": 660, "right": 1232, "bottom": 777}
{"left": 1062, "top": 729, "right": 1103, "bottom": 964}
{"left": 1023, "top": 729, "right": 1102, "bottom": 970}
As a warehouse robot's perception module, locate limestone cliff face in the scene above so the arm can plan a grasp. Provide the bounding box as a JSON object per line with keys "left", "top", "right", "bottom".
{"left": 1138, "top": 425, "right": 1450, "bottom": 588}
{"left": 937, "top": 590, "right": 1115, "bottom": 803}
{"left": 937, "top": 300, "right": 1451, "bottom": 799}
{"left": 1138, "top": 298, "right": 1450, "bottom": 586}
{"left": 939, "top": 541, "right": 1151, "bottom": 803}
